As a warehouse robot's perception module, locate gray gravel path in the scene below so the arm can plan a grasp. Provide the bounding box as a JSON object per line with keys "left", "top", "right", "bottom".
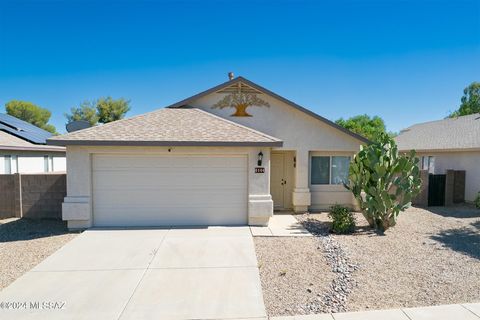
{"left": 0, "top": 218, "right": 78, "bottom": 290}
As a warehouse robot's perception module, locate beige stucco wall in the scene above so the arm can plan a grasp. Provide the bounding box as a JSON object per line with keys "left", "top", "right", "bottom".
{"left": 416, "top": 150, "right": 480, "bottom": 202}
{"left": 190, "top": 91, "right": 362, "bottom": 211}
{"left": 63, "top": 145, "right": 272, "bottom": 229}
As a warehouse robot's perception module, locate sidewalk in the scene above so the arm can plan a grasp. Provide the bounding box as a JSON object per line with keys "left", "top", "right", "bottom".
{"left": 250, "top": 214, "right": 312, "bottom": 237}
{"left": 270, "top": 303, "right": 480, "bottom": 320}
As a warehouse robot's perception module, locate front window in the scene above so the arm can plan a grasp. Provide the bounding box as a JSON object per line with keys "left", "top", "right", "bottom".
{"left": 421, "top": 156, "right": 435, "bottom": 173}
{"left": 311, "top": 156, "right": 330, "bottom": 184}
{"left": 331, "top": 156, "right": 351, "bottom": 184}
{"left": 311, "top": 155, "right": 351, "bottom": 185}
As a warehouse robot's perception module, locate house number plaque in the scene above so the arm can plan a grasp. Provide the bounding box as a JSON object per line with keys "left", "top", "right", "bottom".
{"left": 255, "top": 167, "right": 265, "bottom": 173}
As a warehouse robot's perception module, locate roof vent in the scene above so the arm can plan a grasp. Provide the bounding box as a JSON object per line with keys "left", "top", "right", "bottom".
{"left": 228, "top": 72, "right": 234, "bottom": 80}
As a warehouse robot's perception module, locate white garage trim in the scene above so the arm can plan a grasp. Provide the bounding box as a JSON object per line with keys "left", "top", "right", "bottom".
{"left": 92, "top": 154, "right": 248, "bottom": 227}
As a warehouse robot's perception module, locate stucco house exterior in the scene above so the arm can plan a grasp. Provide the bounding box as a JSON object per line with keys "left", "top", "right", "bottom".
{"left": 48, "top": 76, "right": 368, "bottom": 229}
{"left": 395, "top": 113, "right": 480, "bottom": 202}
{"left": 0, "top": 113, "right": 66, "bottom": 174}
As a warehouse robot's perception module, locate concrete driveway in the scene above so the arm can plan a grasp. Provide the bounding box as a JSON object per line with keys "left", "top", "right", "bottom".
{"left": 0, "top": 226, "right": 266, "bottom": 320}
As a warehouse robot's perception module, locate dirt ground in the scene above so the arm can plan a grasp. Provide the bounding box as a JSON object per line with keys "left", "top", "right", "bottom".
{"left": 0, "top": 218, "right": 78, "bottom": 290}
{"left": 255, "top": 237, "right": 335, "bottom": 315}
{"left": 256, "top": 205, "right": 480, "bottom": 316}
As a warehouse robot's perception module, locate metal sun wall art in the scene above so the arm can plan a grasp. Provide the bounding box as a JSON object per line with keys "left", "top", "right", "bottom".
{"left": 212, "top": 91, "right": 270, "bottom": 117}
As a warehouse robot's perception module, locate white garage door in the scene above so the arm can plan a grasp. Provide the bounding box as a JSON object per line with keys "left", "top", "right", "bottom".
{"left": 92, "top": 154, "right": 248, "bottom": 227}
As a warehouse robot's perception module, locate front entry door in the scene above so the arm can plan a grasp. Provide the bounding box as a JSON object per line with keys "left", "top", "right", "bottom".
{"left": 271, "top": 152, "right": 294, "bottom": 210}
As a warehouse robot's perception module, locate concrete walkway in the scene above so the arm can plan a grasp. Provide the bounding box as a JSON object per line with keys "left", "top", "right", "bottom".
{"left": 250, "top": 214, "right": 312, "bottom": 237}
{"left": 0, "top": 227, "right": 266, "bottom": 320}
{"left": 270, "top": 303, "right": 480, "bottom": 320}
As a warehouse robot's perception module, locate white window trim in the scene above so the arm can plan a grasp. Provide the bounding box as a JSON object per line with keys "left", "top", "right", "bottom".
{"left": 4, "top": 155, "right": 11, "bottom": 174}
{"left": 12, "top": 155, "right": 18, "bottom": 173}
{"left": 309, "top": 152, "right": 354, "bottom": 190}
{"left": 421, "top": 155, "right": 435, "bottom": 174}
{"left": 4, "top": 155, "right": 19, "bottom": 174}
{"left": 44, "top": 155, "right": 54, "bottom": 172}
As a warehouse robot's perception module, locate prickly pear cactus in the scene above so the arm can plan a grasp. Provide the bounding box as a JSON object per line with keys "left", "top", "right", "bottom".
{"left": 345, "top": 133, "right": 421, "bottom": 231}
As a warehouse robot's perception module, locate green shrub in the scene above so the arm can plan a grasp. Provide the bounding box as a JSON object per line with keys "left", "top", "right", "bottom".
{"left": 475, "top": 192, "right": 480, "bottom": 209}
{"left": 329, "top": 204, "right": 356, "bottom": 234}
{"left": 345, "top": 133, "right": 422, "bottom": 231}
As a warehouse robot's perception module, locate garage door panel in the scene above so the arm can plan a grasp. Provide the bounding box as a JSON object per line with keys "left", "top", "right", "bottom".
{"left": 93, "top": 171, "right": 246, "bottom": 188}
{"left": 92, "top": 154, "right": 248, "bottom": 227}
{"left": 93, "top": 207, "right": 246, "bottom": 227}
{"left": 93, "top": 167, "right": 246, "bottom": 175}
{"left": 94, "top": 190, "right": 246, "bottom": 207}
{"left": 93, "top": 155, "right": 246, "bottom": 169}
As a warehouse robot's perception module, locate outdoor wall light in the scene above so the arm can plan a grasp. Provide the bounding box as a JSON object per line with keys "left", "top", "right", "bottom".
{"left": 257, "top": 151, "right": 263, "bottom": 166}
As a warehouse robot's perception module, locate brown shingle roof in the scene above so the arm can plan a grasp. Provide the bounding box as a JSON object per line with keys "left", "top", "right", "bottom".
{"left": 395, "top": 113, "right": 480, "bottom": 151}
{"left": 48, "top": 108, "right": 282, "bottom": 147}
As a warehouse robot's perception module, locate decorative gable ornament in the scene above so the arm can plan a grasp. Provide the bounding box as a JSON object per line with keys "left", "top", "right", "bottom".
{"left": 212, "top": 82, "right": 270, "bottom": 117}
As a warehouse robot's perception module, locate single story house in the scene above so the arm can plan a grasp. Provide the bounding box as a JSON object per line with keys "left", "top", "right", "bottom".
{"left": 48, "top": 76, "right": 368, "bottom": 229}
{"left": 395, "top": 113, "right": 480, "bottom": 202}
{"left": 0, "top": 113, "right": 66, "bottom": 174}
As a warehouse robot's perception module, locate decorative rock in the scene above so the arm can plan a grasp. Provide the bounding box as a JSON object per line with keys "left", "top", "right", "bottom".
{"left": 296, "top": 213, "right": 359, "bottom": 314}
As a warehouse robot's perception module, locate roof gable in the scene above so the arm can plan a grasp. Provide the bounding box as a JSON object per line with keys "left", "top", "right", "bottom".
{"left": 168, "top": 76, "right": 370, "bottom": 144}
{"left": 395, "top": 113, "right": 480, "bottom": 151}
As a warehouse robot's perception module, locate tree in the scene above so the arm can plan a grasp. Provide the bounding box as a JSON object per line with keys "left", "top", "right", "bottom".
{"left": 5, "top": 100, "right": 57, "bottom": 134}
{"left": 449, "top": 82, "right": 480, "bottom": 117}
{"left": 335, "top": 114, "right": 390, "bottom": 142}
{"left": 65, "top": 97, "right": 130, "bottom": 126}
{"left": 65, "top": 101, "right": 99, "bottom": 126}
{"left": 212, "top": 92, "right": 269, "bottom": 117}
{"left": 345, "top": 133, "right": 421, "bottom": 232}
{"left": 96, "top": 97, "right": 130, "bottom": 123}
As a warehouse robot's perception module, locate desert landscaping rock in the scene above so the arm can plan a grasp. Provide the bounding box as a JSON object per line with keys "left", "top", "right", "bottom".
{"left": 296, "top": 214, "right": 359, "bottom": 314}
{"left": 307, "top": 205, "right": 480, "bottom": 312}
{"left": 0, "top": 218, "right": 78, "bottom": 290}
{"left": 256, "top": 206, "right": 480, "bottom": 317}
{"left": 254, "top": 216, "right": 359, "bottom": 317}
{"left": 255, "top": 237, "right": 335, "bottom": 316}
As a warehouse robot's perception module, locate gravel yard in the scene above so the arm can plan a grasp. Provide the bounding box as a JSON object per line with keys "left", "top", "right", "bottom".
{"left": 255, "top": 237, "right": 335, "bottom": 316}
{"left": 0, "top": 218, "right": 78, "bottom": 290}
{"left": 255, "top": 206, "right": 480, "bottom": 317}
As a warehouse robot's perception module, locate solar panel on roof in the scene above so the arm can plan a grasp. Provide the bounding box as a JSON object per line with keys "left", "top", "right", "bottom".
{"left": 0, "top": 113, "right": 53, "bottom": 144}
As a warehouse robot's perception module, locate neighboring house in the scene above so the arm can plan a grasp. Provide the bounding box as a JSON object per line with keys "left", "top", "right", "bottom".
{"left": 395, "top": 113, "right": 480, "bottom": 202}
{"left": 48, "top": 76, "right": 368, "bottom": 229}
{"left": 0, "top": 113, "right": 66, "bottom": 174}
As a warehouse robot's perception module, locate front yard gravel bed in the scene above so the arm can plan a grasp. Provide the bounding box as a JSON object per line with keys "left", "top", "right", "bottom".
{"left": 297, "top": 215, "right": 359, "bottom": 314}
{"left": 0, "top": 218, "right": 78, "bottom": 290}
{"left": 255, "top": 237, "right": 335, "bottom": 316}
{"left": 327, "top": 206, "right": 480, "bottom": 312}
{"left": 255, "top": 206, "right": 480, "bottom": 317}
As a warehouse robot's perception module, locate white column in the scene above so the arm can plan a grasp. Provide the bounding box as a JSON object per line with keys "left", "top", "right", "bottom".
{"left": 292, "top": 149, "right": 311, "bottom": 213}
{"left": 248, "top": 148, "right": 273, "bottom": 226}
{"left": 62, "top": 146, "right": 92, "bottom": 229}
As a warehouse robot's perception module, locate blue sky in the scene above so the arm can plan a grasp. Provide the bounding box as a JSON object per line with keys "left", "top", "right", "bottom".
{"left": 0, "top": 0, "right": 479, "bottom": 134}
